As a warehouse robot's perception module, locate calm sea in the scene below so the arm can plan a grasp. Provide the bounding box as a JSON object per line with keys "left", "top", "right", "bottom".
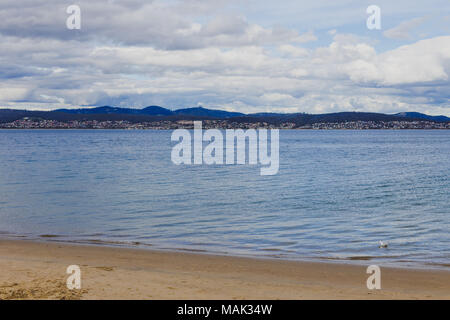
{"left": 0, "top": 129, "right": 448, "bottom": 269}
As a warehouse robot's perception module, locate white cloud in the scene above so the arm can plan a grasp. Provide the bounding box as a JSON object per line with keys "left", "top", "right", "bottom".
{"left": 279, "top": 45, "right": 309, "bottom": 57}
{"left": 0, "top": 1, "right": 449, "bottom": 116}
{"left": 383, "top": 17, "right": 427, "bottom": 40}
{"left": 0, "top": 0, "right": 314, "bottom": 49}
{"left": 341, "top": 36, "right": 450, "bottom": 85}
{"left": 0, "top": 86, "right": 29, "bottom": 101}
{"left": 261, "top": 93, "right": 296, "bottom": 102}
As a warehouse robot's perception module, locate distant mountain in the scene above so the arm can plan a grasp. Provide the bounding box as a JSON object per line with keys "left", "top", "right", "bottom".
{"left": 0, "top": 108, "right": 170, "bottom": 123}
{"left": 51, "top": 106, "right": 450, "bottom": 122}
{"left": 55, "top": 106, "right": 172, "bottom": 115}
{"left": 249, "top": 112, "right": 294, "bottom": 118}
{"left": 394, "top": 112, "right": 450, "bottom": 123}
{"left": 141, "top": 106, "right": 173, "bottom": 116}
{"left": 174, "top": 107, "right": 244, "bottom": 118}
{"left": 54, "top": 106, "right": 243, "bottom": 118}
{"left": 1, "top": 106, "right": 449, "bottom": 125}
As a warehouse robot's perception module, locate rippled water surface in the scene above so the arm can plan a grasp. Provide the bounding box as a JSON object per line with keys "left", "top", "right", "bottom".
{"left": 0, "top": 129, "right": 449, "bottom": 268}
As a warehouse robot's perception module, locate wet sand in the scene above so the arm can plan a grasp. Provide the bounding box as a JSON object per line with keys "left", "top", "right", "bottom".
{"left": 0, "top": 239, "right": 448, "bottom": 300}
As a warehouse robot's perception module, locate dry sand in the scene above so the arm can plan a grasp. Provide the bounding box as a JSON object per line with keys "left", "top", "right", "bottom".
{"left": 0, "top": 239, "right": 448, "bottom": 300}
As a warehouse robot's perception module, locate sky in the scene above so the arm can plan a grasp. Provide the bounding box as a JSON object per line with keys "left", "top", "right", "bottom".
{"left": 0, "top": 0, "right": 449, "bottom": 115}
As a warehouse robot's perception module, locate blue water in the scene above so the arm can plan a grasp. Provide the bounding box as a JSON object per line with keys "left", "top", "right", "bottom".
{"left": 0, "top": 129, "right": 449, "bottom": 269}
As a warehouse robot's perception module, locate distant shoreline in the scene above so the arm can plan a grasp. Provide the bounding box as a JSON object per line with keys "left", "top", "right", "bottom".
{"left": 1, "top": 107, "right": 449, "bottom": 130}
{"left": 1, "top": 120, "right": 450, "bottom": 130}
{"left": 1, "top": 128, "right": 450, "bottom": 130}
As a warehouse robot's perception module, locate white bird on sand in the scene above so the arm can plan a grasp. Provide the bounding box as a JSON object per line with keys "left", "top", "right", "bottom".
{"left": 379, "top": 241, "right": 388, "bottom": 248}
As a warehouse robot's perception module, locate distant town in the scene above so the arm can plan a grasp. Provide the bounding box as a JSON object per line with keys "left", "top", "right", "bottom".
{"left": 0, "top": 106, "right": 449, "bottom": 129}
{"left": 1, "top": 118, "right": 449, "bottom": 130}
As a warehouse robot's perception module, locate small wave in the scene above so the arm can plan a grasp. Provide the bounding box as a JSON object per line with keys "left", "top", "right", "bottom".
{"left": 172, "top": 247, "right": 209, "bottom": 253}
{"left": 348, "top": 256, "right": 373, "bottom": 261}
{"left": 425, "top": 262, "right": 450, "bottom": 268}
{"left": 261, "top": 248, "right": 283, "bottom": 252}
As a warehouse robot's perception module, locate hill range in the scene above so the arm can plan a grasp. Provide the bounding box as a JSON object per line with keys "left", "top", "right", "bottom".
{"left": 0, "top": 106, "right": 449, "bottom": 126}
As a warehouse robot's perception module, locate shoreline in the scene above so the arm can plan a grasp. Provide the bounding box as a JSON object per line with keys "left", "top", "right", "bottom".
{"left": 1, "top": 128, "right": 450, "bottom": 130}
{"left": 0, "top": 239, "right": 449, "bottom": 299}
{"left": 2, "top": 235, "right": 449, "bottom": 272}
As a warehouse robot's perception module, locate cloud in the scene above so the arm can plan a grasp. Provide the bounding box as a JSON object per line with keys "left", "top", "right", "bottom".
{"left": 260, "top": 93, "right": 297, "bottom": 103}
{"left": 0, "top": 1, "right": 449, "bottom": 116}
{"left": 341, "top": 36, "right": 450, "bottom": 85}
{"left": 0, "top": 0, "right": 314, "bottom": 49}
{"left": 1, "top": 32, "right": 449, "bottom": 115}
{"left": 383, "top": 17, "right": 427, "bottom": 40}
{"left": 0, "top": 86, "right": 29, "bottom": 101}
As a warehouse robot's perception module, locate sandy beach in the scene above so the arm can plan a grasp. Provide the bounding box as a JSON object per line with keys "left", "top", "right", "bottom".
{"left": 0, "top": 239, "right": 448, "bottom": 300}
